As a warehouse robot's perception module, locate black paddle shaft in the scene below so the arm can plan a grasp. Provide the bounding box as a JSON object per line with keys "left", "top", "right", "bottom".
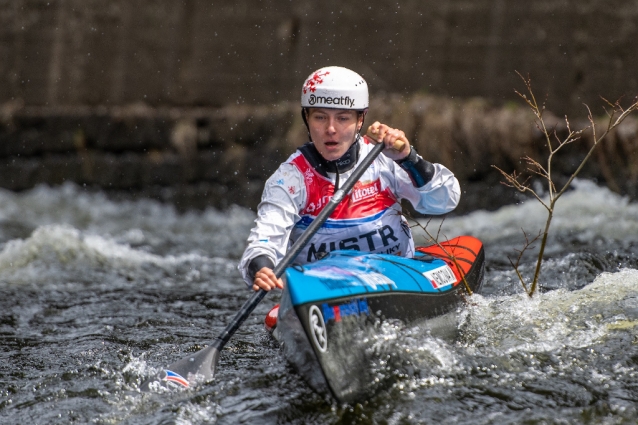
{"left": 213, "top": 141, "right": 386, "bottom": 350}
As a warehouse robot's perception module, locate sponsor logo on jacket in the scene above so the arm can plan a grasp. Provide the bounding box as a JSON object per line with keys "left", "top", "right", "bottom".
{"left": 307, "top": 225, "right": 399, "bottom": 262}
{"left": 305, "top": 194, "right": 332, "bottom": 214}
{"left": 351, "top": 181, "right": 380, "bottom": 203}
{"left": 304, "top": 181, "right": 380, "bottom": 214}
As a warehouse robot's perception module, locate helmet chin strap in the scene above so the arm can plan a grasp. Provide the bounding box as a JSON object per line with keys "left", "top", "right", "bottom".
{"left": 356, "top": 109, "right": 367, "bottom": 136}
{"left": 300, "top": 107, "right": 320, "bottom": 143}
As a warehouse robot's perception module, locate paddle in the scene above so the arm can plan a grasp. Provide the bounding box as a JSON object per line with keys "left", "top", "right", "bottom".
{"left": 140, "top": 128, "right": 405, "bottom": 392}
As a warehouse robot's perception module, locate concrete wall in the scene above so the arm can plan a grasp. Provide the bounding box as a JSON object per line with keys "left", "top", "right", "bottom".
{"left": 2, "top": 96, "right": 637, "bottom": 213}
{"left": 2, "top": 0, "right": 637, "bottom": 115}
{"left": 1, "top": 0, "right": 637, "bottom": 212}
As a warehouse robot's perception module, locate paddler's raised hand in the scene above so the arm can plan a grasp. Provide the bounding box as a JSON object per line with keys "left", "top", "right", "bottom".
{"left": 253, "top": 267, "right": 284, "bottom": 292}
{"left": 366, "top": 121, "right": 411, "bottom": 161}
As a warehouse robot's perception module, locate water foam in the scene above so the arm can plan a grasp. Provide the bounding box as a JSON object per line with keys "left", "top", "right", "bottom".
{"left": 0, "top": 183, "right": 256, "bottom": 258}
{"left": 458, "top": 268, "right": 638, "bottom": 356}
{"left": 0, "top": 223, "right": 236, "bottom": 287}
{"left": 415, "top": 179, "right": 638, "bottom": 243}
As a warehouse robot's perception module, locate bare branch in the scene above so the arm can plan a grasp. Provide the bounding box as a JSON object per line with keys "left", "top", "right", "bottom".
{"left": 492, "top": 165, "right": 550, "bottom": 210}
{"left": 556, "top": 98, "right": 638, "bottom": 201}
{"left": 551, "top": 128, "right": 562, "bottom": 149}
{"left": 515, "top": 89, "right": 538, "bottom": 111}
{"left": 600, "top": 96, "right": 615, "bottom": 109}
{"left": 495, "top": 75, "right": 638, "bottom": 296}
{"left": 507, "top": 228, "right": 542, "bottom": 296}
{"left": 508, "top": 256, "right": 529, "bottom": 294}
{"left": 524, "top": 156, "right": 549, "bottom": 180}
{"left": 612, "top": 100, "right": 638, "bottom": 127}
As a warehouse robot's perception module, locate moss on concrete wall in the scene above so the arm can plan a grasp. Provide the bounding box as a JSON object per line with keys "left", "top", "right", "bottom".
{"left": 2, "top": 95, "right": 636, "bottom": 213}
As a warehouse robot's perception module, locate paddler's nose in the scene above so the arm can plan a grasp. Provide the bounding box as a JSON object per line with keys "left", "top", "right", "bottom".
{"left": 326, "top": 117, "right": 337, "bottom": 135}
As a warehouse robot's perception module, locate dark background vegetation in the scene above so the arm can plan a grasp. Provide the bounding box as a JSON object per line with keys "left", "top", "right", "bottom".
{"left": 1, "top": 0, "right": 637, "bottom": 213}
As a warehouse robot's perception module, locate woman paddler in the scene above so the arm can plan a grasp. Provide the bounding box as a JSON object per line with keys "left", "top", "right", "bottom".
{"left": 238, "top": 66, "right": 461, "bottom": 291}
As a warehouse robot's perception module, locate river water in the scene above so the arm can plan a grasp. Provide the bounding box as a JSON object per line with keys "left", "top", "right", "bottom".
{"left": 1, "top": 180, "right": 637, "bottom": 424}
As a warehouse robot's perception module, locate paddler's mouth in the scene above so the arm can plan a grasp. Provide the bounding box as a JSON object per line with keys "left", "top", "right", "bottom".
{"left": 316, "top": 139, "right": 348, "bottom": 161}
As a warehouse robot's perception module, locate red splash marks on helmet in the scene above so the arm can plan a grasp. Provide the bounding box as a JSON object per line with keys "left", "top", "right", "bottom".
{"left": 303, "top": 71, "right": 330, "bottom": 94}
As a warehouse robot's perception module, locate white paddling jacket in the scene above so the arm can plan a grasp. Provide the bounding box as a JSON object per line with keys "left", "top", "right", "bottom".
{"left": 238, "top": 136, "right": 461, "bottom": 287}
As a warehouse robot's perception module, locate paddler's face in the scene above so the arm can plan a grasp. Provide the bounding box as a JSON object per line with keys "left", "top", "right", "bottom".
{"left": 307, "top": 108, "right": 363, "bottom": 161}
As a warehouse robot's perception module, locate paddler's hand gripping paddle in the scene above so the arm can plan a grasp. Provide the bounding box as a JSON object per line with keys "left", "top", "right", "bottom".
{"left": 140, "top": 125, "right": 406, "bottom": 392}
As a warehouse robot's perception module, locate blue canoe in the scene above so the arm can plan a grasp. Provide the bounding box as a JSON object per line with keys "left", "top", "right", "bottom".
{"left": 268, "top": 235, "right": 485, "bottom": 403}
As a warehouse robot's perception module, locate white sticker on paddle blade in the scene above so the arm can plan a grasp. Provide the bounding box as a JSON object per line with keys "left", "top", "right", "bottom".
{"left": 424, "top": 266, "right": 457, "bottom": 289}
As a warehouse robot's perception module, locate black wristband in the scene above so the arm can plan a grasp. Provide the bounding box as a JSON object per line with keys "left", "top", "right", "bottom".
{"left": 396, "top": 146, "right": 435, "bottom": 187}
{"left": 247, "top": 255, "right": 275, "bottom": 283}
{"left": 395, "top": 145, "right": 419, "bottom": 166}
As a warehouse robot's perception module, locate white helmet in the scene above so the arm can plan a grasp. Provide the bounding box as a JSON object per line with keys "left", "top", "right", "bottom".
{"left": 301, "top": 66, "right": 368, "bottom": 110}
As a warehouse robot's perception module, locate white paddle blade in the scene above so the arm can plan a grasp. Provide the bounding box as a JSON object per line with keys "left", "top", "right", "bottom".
{"left": 140, "top": 345, "right": 221, "bottom": 392}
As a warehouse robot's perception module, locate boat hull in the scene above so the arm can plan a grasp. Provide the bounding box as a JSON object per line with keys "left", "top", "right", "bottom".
{"left": 275, "top": 236, "right": 485, "bottom": 403}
